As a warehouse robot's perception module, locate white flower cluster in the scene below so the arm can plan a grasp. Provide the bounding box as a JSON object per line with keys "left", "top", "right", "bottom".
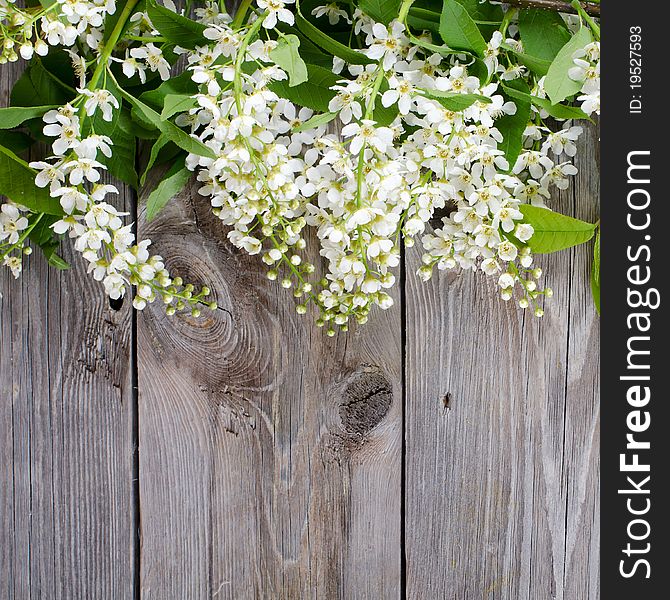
{"left": 0, "top": 0, "right": 116, "bottom": 62}
{"left": 569, "top": 41, "right": 600, "bottom": 116}
{"left": 179, "top": 3, "right": 588, "bottom": 328}
{"left": 27, "top": 102, "right": 213, "bottom": 314}
{"left": 0, "top": 201, "right": 32, "bottom": 278}
{"left": 183, "top": 11, "right": 327, "bottom": 319}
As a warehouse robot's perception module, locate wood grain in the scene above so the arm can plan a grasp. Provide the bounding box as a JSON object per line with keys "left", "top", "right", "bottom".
{"left": 136, "top": 181, "right": 402, "bottom": 598}
{"left": 0, "top": 65, "right": 136, "bottom": 599}
{"left": 403, "top": 123, "right": 600, "bottom": 599}
{"left": 0, "top": 56, "right": 600, "bottom": 599}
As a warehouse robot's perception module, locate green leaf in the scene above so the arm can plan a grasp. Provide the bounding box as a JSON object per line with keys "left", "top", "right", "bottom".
{"left": 531, "top": 97, "right": 590, "bottom": 121}
{"left": 544, "top": 27, "right": 592, "bottom": 105}
{"left": 141, "top": 134, "right": 169, "bottom": 186}
{"left": 359, "top": 0, "right": 401, "bottom": 24}
{"left": 451, "top": 0, "right": 503, "bottom": 38}
{"left": 407, "top": 9, "right": 441, "bottom": 37}
{"left": 144, "top": 162, "right": 192, "bottom": 221}
{"left": 88, "top": 79, "right": 139, "bottom": 189}
{"left": 10, "top": 56, "right": 73, "bottom": 107}
{"left": 501, "top": 43, "right": 552, "bottom": 76}
{"left": 591, "top": 227, "right": 600, "bottom": 315}
{"left": 117, "top": 86, "right": 215, "bottom": 159}
{"left": 161, "top": 94, "right": 198, "bottom": 119}
{"left": 518, "top": 9, "right": 570, "bottom": 66}
{"left": 452, "top": 0, "right": 503, "bottom": 22}
{"left": 96, "top": 107, "right": 139, "bottom": 189}
{"left": 495, "top": 78, "right": 531, "bottom": 167}
{"left": 293, "top": 111, "right": 338, "bottom": 132}
{"left": 2, "top": 131, "right": 34, "bottom": 154}
{"left": 296, "top": 0, "right": 372, "bottom": 65}
{"left": 146, "top": 0, "right": 206, "bottom": 48}
{"left": 520, "top": 204, "right": 596, "bottom": 254}
{"left": 0, "top": 145, "right": 63, "bottom": 215}
{"left": 269, "top": 63, "right": 339, "bottom": 113}
{"left": 406, "top": 34, "right": 454, "bottom": 56}
{"left": 418, "top": 90, "right": 491, "bottom": 111}
{"left": 140, "top": 134, "right": 182, "bottom": 186}
{"left": 0, "top": 105, "right": 58, "bottom": 129}
{"left": 501, "top": 84, "right": 590, "bottom": 121}
{"left": 270, "top": 35, "right": 309, "bottom": 87}
{"left": 140, "top": 70, "right": 198, "bottom": 110}
{"left": 439, "top": 0, "right": 487, "bottom": 56}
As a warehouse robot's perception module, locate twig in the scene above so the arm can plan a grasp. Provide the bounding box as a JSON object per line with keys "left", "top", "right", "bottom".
{"left": 503, "top": 0, "right": 600, "bottom": 17}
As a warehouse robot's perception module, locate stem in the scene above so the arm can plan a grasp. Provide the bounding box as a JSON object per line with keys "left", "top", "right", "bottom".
{"left": 0, "top": 213, "right": 44, "bottom": 261}
{"left": 398, "top": 0, "right": 414, "bottom": 22}
{"left": 89, "top": 0, "right": 141, "bottom": 90}
{"left": 503, "top": 0, "right": 600, "bottom": 17}
{"left": 571, "top": 0, "right": 600, "bottom": 40}
{"left": 125, "top": 35, "right": 168, "bottom": 43}
{"left": 231, "top": 0, "right": 254, "bottom": 29}
{"left": 499, "top": 8, "right": 518, "bottom": 35}
{"left": 233, "top": 13, "right": 265, "bottom": 109}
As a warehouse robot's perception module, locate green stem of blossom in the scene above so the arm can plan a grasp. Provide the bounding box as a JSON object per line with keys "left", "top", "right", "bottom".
{"left": 0, "top": 212, "right": 43, "bottom": 262}
{"left": 231, "top": 0, "right": 255, "bottom": 30}
{"left": 233, "top": 12, "right": 265, "bottom": 112}
{"left": 570, "top": 0, "right": 600, "bottom": 41}
{"left": 125, "top": 35, "right": 168, "bottom": 43}
{"left": 89, "top": 0, "right": 142, "bottom": 91}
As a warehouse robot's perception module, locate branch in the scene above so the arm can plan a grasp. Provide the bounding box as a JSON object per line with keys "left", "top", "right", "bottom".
{"left": 503, "top": 0, "right": 600, "bottom": 17}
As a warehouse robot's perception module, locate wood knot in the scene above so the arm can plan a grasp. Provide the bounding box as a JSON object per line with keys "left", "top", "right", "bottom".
{"left": 339, "top": 368, "right": 393, "bottom": 435}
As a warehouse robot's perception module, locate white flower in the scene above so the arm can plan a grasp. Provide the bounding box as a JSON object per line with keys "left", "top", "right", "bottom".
{"left": 53, "top": 187, "right": 90, "bottom": 214}
{"left": 578, "top": 91, "right": 600, "bottom": 116}
{"left": 3, "top": 255, "right": 23, "bottom": 278}
{"left": 77, "top": 135, "right": 113, "bottom": 159}
{"left": 341, "top": 120, "right": 394, "bottom": 154}
{"left": 364, "top": 21, "right": 407, "bottom": 70}
{"left": 542, "top": 125, "right": 583, "bottom": 157}
{"left": 514, "top": 223, "right": 534, "bottom": 242}
{"left": 381, "top": 75, "right": 415, "bottom": 115}
{"left": 43, "top": 116, "right": 81, "bottom": 156}
{"left": 328, "top": 87, "right": 363, "bottom": 124}
{"left": 78, "top": 88, "right": 119, "bottom": 121}
{"left": 130, "top": 44, "right": 171, "bottom": 80}
{"left": 498, "top": 272, "right": 515, "bottom": 289}
{"left": 312, "top": 3, "right": 351, "bottom": 25}
{"left": 30, "top": 161, "right": 66, "bottom": 191}
{"left": 541, "top": 162, "right": 578, "bottom": 190}
{"left": 257, "top": 0, "right": 295, "bottom": 29}
{"left": 497, "top": 240, "right": 518, "bottom": 261}
{"left": 66, "top": 158, "right": 105, "bottom": 185}
{"left": 484, "top": 31, "right": 503, "bottom": 75}
{"left": 115, "top": 54, "right": 147, "bottom": 83}
{"left": 0, "top": 203, "right": 29, "bottom": 244}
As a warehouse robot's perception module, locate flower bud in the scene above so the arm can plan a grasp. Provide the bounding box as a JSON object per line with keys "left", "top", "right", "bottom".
{"left": 19, "top": 43, "right": 33, "bottom": 60}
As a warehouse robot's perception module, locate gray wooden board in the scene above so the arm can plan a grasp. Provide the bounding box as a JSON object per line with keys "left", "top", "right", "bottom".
{"left": 136, "top": 183, "right": 402, "bottom": 598}
{"left": 404, "top": 122, "right": 600, "bottom": 599}
{"left": 0, "top": 64, "right": 136, "bottom": 599}
{"left": 0, "top": 62, "right": 599, "bottom": 597}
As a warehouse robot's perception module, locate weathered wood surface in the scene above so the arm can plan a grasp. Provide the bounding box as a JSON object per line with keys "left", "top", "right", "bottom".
{"left": 404, "top": 123, "right": 600, "bottom": 599}
{"left": 1, "top": 51, "right": 599, "bottom": 596}
{"left": 0, "top": 65, "right": 137, "bottom": 599}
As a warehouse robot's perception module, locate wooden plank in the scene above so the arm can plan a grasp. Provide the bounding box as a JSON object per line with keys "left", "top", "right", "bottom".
{"left": 0, "top": 67, "right": 136, "bottom": 598}
{"left": 404, "top": 123, "right": 600, "bottom": 598}
{"left": 562, "top": 123, "right": 600, "bottom": 600}
{"left": 136, "top": 184, "right": 402, "bottom": 597}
